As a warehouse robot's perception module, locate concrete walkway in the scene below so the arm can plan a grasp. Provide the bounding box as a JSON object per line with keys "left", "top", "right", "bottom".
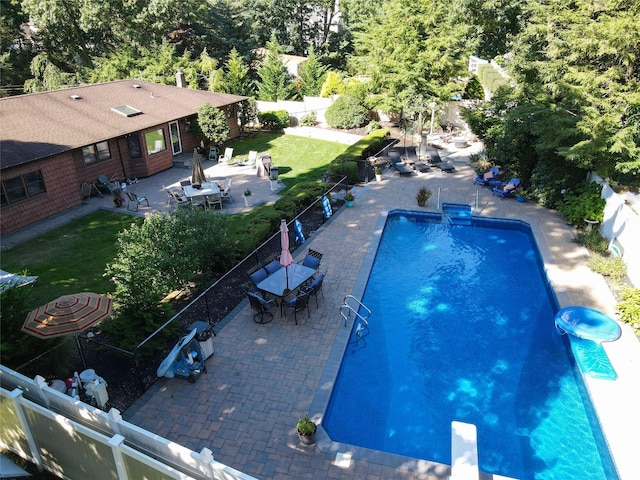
{"left": 121, "top": 141, "right": 638, "bottom": 480}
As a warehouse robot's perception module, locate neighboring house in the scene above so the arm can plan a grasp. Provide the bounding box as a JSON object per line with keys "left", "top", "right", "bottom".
{"left": 0, "top": 79, "right": 246, "bottom": 235}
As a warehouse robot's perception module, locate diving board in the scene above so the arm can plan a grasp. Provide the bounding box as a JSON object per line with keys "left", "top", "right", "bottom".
{"left": 450, "top": 421, "right": 479, "bottom": 480}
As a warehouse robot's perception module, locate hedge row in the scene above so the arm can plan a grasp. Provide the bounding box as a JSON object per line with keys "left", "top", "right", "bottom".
{"left": 326, "top": 128, "right": 390, "bottom": 182}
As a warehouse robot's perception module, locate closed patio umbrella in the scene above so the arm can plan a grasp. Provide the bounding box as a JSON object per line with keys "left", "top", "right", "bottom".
{"left": 280, "top": 219, "right": 294, "bottom": 289}
{"left": 191, "top": 148, "right": 207, "bottom": 185}
{"left": 22, "top": 292, "right": 112, "bottom": 368}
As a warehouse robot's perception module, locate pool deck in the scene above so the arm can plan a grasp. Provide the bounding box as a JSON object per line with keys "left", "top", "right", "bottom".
{"left": 4, "top": 135, "right": 638, "bottom": 479}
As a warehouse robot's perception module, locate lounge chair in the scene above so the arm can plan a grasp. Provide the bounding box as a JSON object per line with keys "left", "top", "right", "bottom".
{"left": 388, "top": 151, "right": 414, "bottom": 176}
{"left": 474, "top": 167, "right": 500, "bottom": 186}
{"left": 426, "top": 146, "right": 455, "bottom": 172}
{"left": 492, "top": 178, "right": 521, "bottom": 199}
{"left": 293, "top": 219, "right": 305, "bottom": 245}
{"left": 246, "top": 291, "right": 275, "bottom": 324}
{"left": 405, "top": 146, "right": 431, "bottom": 173}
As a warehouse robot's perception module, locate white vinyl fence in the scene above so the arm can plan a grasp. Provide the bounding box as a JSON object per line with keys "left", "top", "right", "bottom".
{"left": 0, "top": 365, "right": 258, "bottom": 480}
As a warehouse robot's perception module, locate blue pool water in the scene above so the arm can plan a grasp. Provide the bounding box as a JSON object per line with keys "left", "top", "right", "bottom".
{"left": 323, "top": 211, "right": 618, "bottom": 480}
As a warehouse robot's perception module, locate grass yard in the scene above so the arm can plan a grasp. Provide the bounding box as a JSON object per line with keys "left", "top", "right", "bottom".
{"left": 227, "top": 132, "right": 346, "bottom": 185}
{"left": 1, "top": 210, "right": 143, "bottom": 307}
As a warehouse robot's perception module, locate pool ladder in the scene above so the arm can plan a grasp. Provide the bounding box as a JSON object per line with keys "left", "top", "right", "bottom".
{"left": 340, "top": 295, "right": 371, "bottom": 341}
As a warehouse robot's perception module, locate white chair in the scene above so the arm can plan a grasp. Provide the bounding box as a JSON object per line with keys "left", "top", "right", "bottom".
{"left": 218, "top": 147, "right": 233, "bottom": 163}
{"left": 190, "top": 195, "right": 207, "bottom": 209}
{"left": 206, "top": 193, "right": 223, "bottom": 210}
{"left": 221, "top": 179, "right": 233, "bottom": 204}
{"left": 170, "top": 189, "right": 189, "bottom": 208}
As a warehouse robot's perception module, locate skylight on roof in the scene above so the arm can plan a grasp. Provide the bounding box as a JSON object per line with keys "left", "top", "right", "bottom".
{"left": 111, "top": 105, "right": 142, "bottom": 117}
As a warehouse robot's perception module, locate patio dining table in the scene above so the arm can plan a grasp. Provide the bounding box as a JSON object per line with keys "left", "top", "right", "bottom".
{"left": 257, "top": 263, "right": 316, "bottom": 316}
{"left": 182, "top": 182, "right": 220, "bottom": 198}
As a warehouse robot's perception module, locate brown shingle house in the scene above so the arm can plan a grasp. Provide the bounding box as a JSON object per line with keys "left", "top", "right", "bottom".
{"left": 0, "top": 79, "right": 246, "bottom": 235}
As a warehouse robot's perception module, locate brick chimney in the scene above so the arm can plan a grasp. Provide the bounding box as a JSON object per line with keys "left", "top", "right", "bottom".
{"left": 176, "top": 69, "right": 186, "bottom": 88}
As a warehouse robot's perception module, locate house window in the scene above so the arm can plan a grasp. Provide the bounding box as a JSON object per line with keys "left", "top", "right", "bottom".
{"left": 127, "top": 135, "right": 143, "bottom": 159}
{"left": 145, "top": 128, "right": 166, "bottom": 155}
{"left": 83, "top": 141, "right": 112, "bottom": 166}
{"left": 1, "top": 170, "right": 46, "bottom": 205}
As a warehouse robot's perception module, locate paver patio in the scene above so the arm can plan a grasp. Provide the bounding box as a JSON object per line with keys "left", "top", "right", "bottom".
{"left": 118, "top": 141, "right": 639, "bottom": 479}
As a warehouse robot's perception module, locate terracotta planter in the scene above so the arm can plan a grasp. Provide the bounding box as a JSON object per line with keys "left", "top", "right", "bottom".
{"left": 417, "top": 200, "right": 426, "bottom": 207}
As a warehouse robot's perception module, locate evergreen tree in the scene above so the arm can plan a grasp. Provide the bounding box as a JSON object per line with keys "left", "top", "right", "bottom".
{"left": 256, "top": 33, "right": 294, "bottom": 101}
{"left": 297, "top": 46, "right": 328, "bottom": 97}
{"left": 320, "top": 71, "right": 345, "bottom": 97}
{"left": 225, "top": 47, "right": 253, "bottom": 96}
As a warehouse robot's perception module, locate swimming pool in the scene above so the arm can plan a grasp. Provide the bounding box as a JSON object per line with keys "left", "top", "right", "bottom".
{"left": 322, "top": 210, "right": 618, "bottom": 479}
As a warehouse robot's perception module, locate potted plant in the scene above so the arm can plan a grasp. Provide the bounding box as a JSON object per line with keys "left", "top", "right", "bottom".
{"left": 269, "top": 171, "right": 279, "bottom": 191}
{"left": 296, "top": 416, "right": 317, "bottom": 445}
{"left": 374, "top": 166, "right": 383, "bottom": 182}
{"left": 416, "top": 186, "right": 432, "bottom": 207}
{"left": 112, "top": 187, "right": 125, "bottom": 208}
{"left": 344, "top": 191, "right": 355, "bottom": 207}
{"left": 243, "top": 189, "right": 252, "bottom": 207}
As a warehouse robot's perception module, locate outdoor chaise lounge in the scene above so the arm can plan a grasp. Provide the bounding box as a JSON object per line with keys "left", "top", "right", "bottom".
{"left": 492, "top": 178, "right": 521, "bottom": 199}
{"left": 388, "top": 149, "right": 414, "bottom": 176}
{"left": 426, "top": 146, "right": 455, "bottom": 172}
{"left": 405, "top": 146, "right": 431, "bottom": 173}
{"left": 474, "top": 167, "right": 500, "bottom": 186}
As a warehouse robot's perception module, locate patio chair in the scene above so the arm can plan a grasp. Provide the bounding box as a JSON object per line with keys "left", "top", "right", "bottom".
{"left": 492, "top": 178, "right": 521, "bottom": 199}
{"left": 248, "top": 267, "right": 269, "bottom": 287}
{"left": 238, "top": 150, "right": 258, "bottom": 166}
{"left": 220, "top": 179, "right": 233, "bottom": 204}
{"left": 264, "top": 259, "right": 282, "bottom": 275}
{"left": 299, "top": 249, "right": 322, "bottom": 270}
{"left": 190, "top": 195, "right": 207, "bottom": 209}
{"left": 283, "top": 291, "right": 311, "bottom": 325}
{"left": 246, "top": 291, "right": 275, "bottom": 324}
{"left": 218, "top": 147, "right": 233, "bottom": 163}
{"left": 205, "top": 193, "right": 222, "bottom": 210}
{"left": 125, "top": 191, "right": 149, "bottom": 211}
{"left": 301, "top": 273, "right": 325, "bottom": 308}
{"left": 474, "top": 167, "right": 500, "bottom": 187}
{"left": 97, "top": 175, "right": 119, "bottom": 194}
{"left": 171, "top": 190, "right": 190, "bottom": 208}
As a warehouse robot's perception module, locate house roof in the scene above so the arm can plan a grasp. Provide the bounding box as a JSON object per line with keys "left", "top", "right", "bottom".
{"left": 0, "top": 80, "right": 246, "bottom": 169}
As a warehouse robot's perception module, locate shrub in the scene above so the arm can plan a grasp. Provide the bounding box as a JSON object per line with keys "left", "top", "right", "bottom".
{"left": 617, "top": 287, "right": 640, "bottom": 332}
{"left": 325, "top": 93, "right": 369, "bottom": 129}
{"left": 365, "top": 120, "right": 382, "bottom": 133}
{"left": 556, "top": 181, "right": 605, "bottom": 227}
{"left": 300, "top": 111, "right": 317, "bottom": 126}
{"left": 573, "top": 230, "right": 609, "bottom": 254}
{"left": 326, "top": 129, "right": 390, "bottom": 182}
{"left": 587, "top": 253, "right": 627, "bottom": 281}
{"left": 468, "top": 149, "right": 493, "bottom": 173}
{"left": 463, "top": 75, "right": 484, "bottom": 100}
{"left": 258, "top": 110, "right": 290, "bottom": 130}
{"left": 529, "top": 156, "right": 586, "bottom": 208}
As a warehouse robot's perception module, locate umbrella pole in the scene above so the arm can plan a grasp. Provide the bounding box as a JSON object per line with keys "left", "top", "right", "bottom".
{"left": 75, "top": 334, "right": 88, "bottom": 370}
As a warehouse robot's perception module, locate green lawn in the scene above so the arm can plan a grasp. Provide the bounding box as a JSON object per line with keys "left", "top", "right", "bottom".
{"left": 228, "top": 132, "right": 346, "bottom": 185}
{"left": 1, "top": 211, "right": 144, "bottom": 307}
